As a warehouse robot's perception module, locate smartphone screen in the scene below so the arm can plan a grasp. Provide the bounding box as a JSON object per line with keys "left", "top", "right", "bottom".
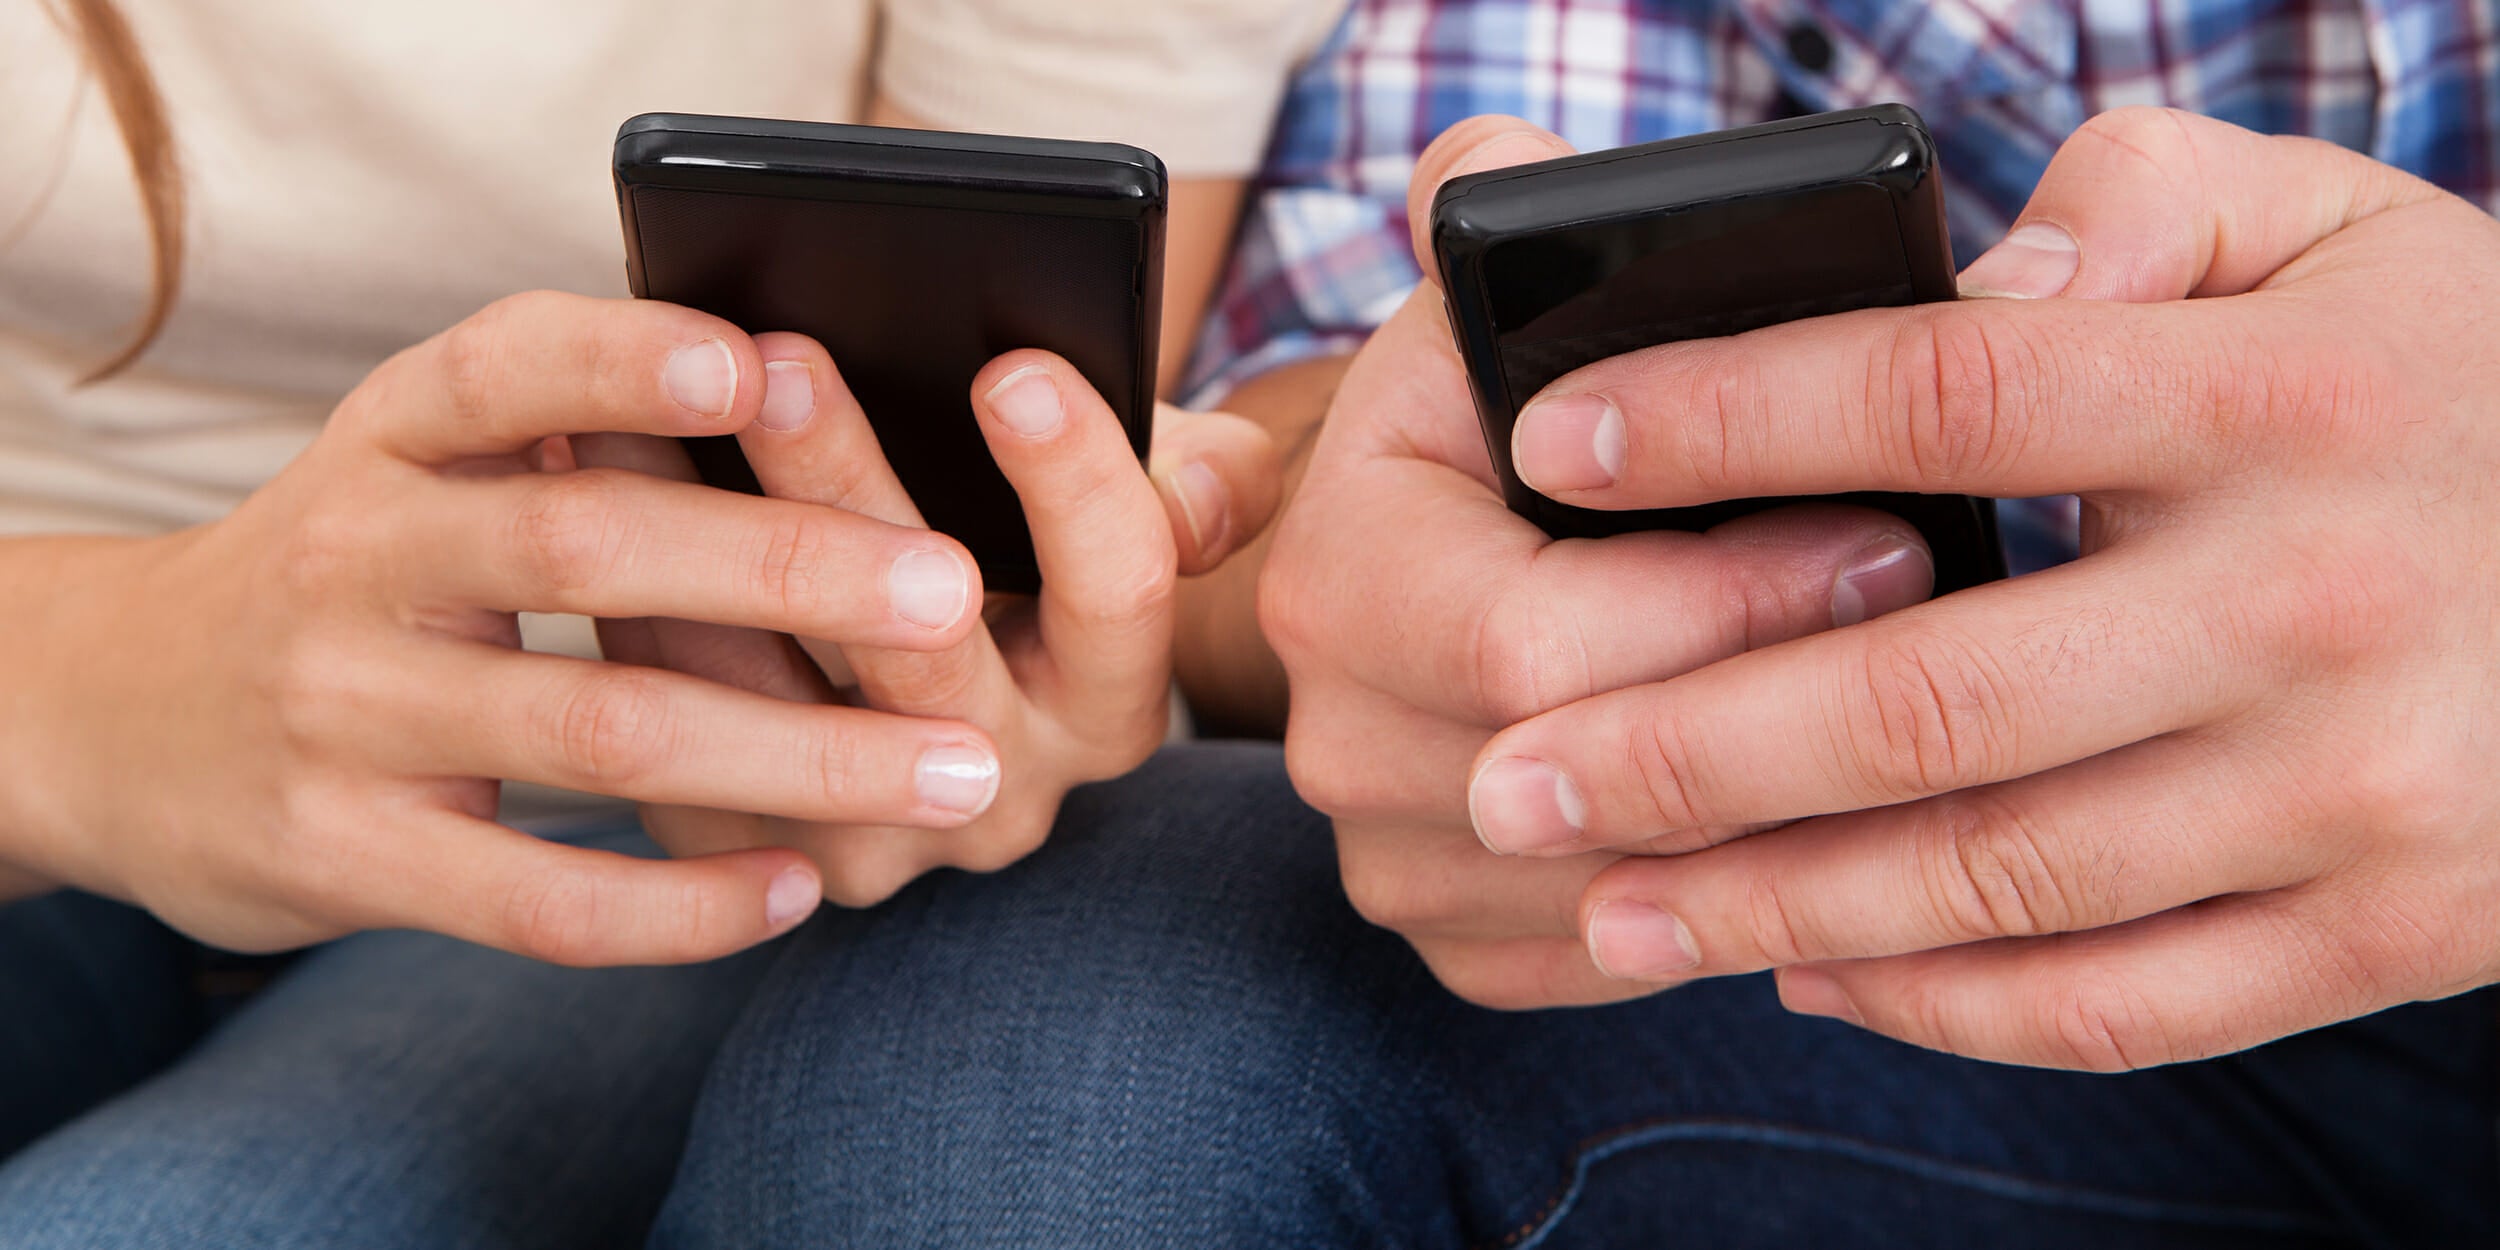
{"left": 1432, "top": 106, "right": 2007, "bottom": 593}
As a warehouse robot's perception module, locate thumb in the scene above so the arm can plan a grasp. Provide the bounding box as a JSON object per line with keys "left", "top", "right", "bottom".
{"left": 1150, "top": 402, "right": 1281, "bottom": 575}
{"left": 1407, "top": 115, "right": 1578, "bottom": 277}
{"left": 1959, "top": 106, "right": 2437, "bottom": 303}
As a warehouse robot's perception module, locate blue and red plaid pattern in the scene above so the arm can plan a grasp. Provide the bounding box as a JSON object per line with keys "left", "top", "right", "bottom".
{"left": 1191, "top": 0, "right": 2500, "bottom": 572}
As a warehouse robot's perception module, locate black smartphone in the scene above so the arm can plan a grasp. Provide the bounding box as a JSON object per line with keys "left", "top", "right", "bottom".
{"left": 1430, "top": 104, "right": 2006, "bottom": 594}
{"left": 613, "top": 113, "right": 1168, "bottom": 594}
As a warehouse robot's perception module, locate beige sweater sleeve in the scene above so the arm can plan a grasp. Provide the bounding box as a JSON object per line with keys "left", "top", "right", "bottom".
{"left": 876, "top": 0, "right": 1348, "bottom": 177}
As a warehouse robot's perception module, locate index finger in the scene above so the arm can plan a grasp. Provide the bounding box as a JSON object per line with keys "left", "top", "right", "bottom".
{"left": 1505, "top": 293, "right": 2275, "bottom": 509}
{"left": 350, "top": 290, "right": 765, "bottom": 464}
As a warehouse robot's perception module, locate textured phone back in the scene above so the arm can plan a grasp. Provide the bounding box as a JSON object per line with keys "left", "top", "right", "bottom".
{"left": 619, "top": 129, "right": 1161, "bottom": 594}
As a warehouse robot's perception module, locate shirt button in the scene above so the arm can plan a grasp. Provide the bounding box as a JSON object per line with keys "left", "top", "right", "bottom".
{"left": 1784, "top": 22, "right": 1835, "bottom": 74}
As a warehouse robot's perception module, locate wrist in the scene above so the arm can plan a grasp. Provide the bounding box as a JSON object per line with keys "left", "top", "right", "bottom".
{"left": 0, "top": 531, "right": 165, "bottom": 892}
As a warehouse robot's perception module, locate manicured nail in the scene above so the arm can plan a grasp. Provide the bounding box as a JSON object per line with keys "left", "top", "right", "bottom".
{"left": 1586, "top": 899, "right": 1703, "bottom": 980}
{"left": 664, "top": 338, "right": 738, "bottom": 416}
{"left": 758, "top": 360, "right": 815, "bottom": 431}
{"left": 1468, "top": 756, "right": 1587, "bottom": 855}
{"left": 917, "top": 743, "right": 1000, "bottom": 816}
{"left": 1958, "top": 222, "right": 2080, "bottom": 299}
{"left": 1164, "top": 459, "right": 1231, "bottom": 557}
{"left": 887, "top": 548, "right": 970, "bottom": 631}
{"left": 1778, "top": 966, "right": 1866, "bottom": 1026}
{"left": 765, "top": 865, "right": 821, "bottom": 930}
{"left": 1831, "top": 535, "right": 1934, "bottom": 627}
{"left": 985, "top": 365, "right": 1063, "bottom": 437}
{"left": 1512, "top": 393, "right": 1624, "bottom": 494}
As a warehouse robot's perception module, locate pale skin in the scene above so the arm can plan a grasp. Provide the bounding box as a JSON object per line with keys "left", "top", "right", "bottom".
{"left": 0, "top": 98, "right": 1279, "bottom": 966}
{"left": 1235, "top": 107, "right": 2500, "bottom": 1070}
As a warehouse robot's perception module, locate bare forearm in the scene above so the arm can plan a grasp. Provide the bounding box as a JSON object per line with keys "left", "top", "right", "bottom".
{"left": 1174, "top": 354, "right": 1351, "bottom": 737}
{"left": 0, "top": 532, "right": 155, "bottom": 901}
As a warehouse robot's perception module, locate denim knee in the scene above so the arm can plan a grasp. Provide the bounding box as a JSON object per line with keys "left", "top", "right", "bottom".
{"left": 654, "top": 741, "right": 1449, "bottom": 1249}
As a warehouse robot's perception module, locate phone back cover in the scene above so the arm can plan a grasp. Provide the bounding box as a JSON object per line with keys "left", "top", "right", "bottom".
{"left": 616, "top": 115, "right": 1166, "bottom": 594}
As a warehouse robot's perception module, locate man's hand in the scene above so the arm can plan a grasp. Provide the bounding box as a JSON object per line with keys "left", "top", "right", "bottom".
{"left": 1258, "top": 119, "right": 1937, "bottom": 1009}
{"left": 1473, "top": 107, "right": 2500, "bottom": 1069}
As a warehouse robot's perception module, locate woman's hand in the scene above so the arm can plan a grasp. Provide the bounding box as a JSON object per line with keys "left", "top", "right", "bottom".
{"left": 587, "top": 337, "right": 1280, "bottom": 906}
{"left": 0, "top": 291, "right": 1022, "bottom": 964}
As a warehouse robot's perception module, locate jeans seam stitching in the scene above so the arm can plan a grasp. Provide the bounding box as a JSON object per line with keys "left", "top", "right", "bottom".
{"left": 1476, "top": 1116, "right": 2351, "bottom": 1250}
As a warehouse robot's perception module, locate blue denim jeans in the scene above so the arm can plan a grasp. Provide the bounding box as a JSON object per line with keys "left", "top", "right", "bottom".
{"left": 0, "top": 823, "right": 775, "bottom": 1249}
{"left": 651, "top": 742, "right": 2499, "bottom": 1249}
{"left": 3, "top": 745, "right": 2492, "bottom": 1247}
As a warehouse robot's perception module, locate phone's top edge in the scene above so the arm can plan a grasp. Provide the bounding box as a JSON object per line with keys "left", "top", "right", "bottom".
{"left": 615, "top": 112, "right": 1168, "bottom": 195}
{"left": 1431, "top": 104, "right": 1931, "bottom": 244}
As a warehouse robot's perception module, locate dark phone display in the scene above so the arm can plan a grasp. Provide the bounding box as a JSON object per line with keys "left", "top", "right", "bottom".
{"left": 628, "top": 185, "right": 1148, "bottom": 591}
{"left": 1486, "top": 183, "right": 1909, "bottom": 406}
{"left": 1434, "top": 109, "right": 2006, "bottom": 594}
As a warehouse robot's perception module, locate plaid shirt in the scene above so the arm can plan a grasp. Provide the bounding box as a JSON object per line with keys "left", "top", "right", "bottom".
{"left": 1189, "top": 0, "right": 2500, "bottom": 572}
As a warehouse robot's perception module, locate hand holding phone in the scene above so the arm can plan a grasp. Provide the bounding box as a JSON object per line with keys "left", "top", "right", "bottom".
{"left": 614, "top": 114, "right": 1167, "bottom": 593}
{"left": 1430, "top": 105, "right": 2005, "bottom": 593}
{"left": 602, "top": 114, "right": 1280, "bottom": 905}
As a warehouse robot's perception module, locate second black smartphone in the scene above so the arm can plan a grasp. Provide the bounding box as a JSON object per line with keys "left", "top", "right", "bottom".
{"left": 1430, "top": 105, "right": 2006, "bottom": 594}
{"left": 614, "top": 114, "right": 1168, "bottom": 594}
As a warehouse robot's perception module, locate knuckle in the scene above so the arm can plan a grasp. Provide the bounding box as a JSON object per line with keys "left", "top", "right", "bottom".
{"left": 1735, "top": 872, "right": 1816, "bottom": 966}
{"left": 554, "top": 671, "right": 676, "bottom": 787}
{"left": 948, "top": 810, "right": 1057, "bottom": 877}
{"left": 261, "top": 783, "right": 364, "bottom": 900}
{"left": 1282, "top": 726, "right": 1369, "bottom": 818}
{"left": 1624, "top": 712, "right": 1708, "bottom": 833}
{"left": 510, "top": 470, "right": 634, "bottom": 595}
{"left": 753, "top": 514, "right": 845, "bottom": 629}
{"left": 2268, "top": 530, "right": 2433, "bottom": 674}
{"left": 438, "top": 299, "right": 525, "bottom": 428}
{"left": 1075, "top": 701, "right": 1169, "bottom": 782}
{"left": 264, "top": 635, "right": 362, "bottom": 754}
{"left": 1414, "top": 943, "right": 1533, "bottom": 1011}
{"left": 1336, "top": 849, "right": 1428, "bottom": 934}
{"left": 1924, "top": 793, "right": 2076, "bottom": 940}
{"left": 1837, "top": 628, "right": 2019, "bottom": 801}
{"left": 1881, "top": 306, "right": 2035, "bottom": 490}
{"left": 281, "top": 499, "right": 383, "bottom": 596}
{"left": 2043, "top": 974, "right": 2173, "bottom": 1072}
{"left": 2339, "top": 744, "right": 2471, "bottom": 840}
{"left": 1468, "top": 573, "right": 1597, "bottom": 724}
{"left": 2071, "top": 106, "right": 2201, "bottom": 170}
{"left": 1071, "top": 556, "right": 1178, "bottom": 644}
{"left": 1253, "top": 542, "right": 1317, "bottom": 667}
{"left": 819, "top": 856, "right": 919, "bottom": 910}
{"left": 500, "top": 864, "right": 609, "bottom": 966}
{"left": 799, "top": 723, "right": 867, "bottom": 819}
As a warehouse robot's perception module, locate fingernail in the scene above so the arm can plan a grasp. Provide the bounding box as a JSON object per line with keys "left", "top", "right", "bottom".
{"left": 1831, "top": 535, "right": 1935, "bottom": 627}
{"left": 664, "top": 338, "right": 738, "bottom": 417}
{"left": 917, "top": 743, "right": 1000, "bottom": 816}
{"left": 1958, "top": 222, "right": 2080, "bottom": 299}
{"left": 887, "top": 548, "right": 970, "bottom": 631}
{"left": 758, "top": 360, "right": 815, "bottom": 432}
{"left": 1512, "top": 394, "right": 1623, "bottom": 494}
{"left": 984, "top": 365, "right": 1063, "bottom": 438}
{"left": 1468, "top": 756, "right": 1587, "bottom": 855}
{"left": 765, "top": 865, "right": 820, "bottom": 930}
{"left": 1779, "top": 966, "right": 1866, "bottom": 1026}
{"left": 1164, "top": 459, "right": 1232, "bottom": 557}
{"left": 1586, "top": 899, "right": 1703, "bottom": 980}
